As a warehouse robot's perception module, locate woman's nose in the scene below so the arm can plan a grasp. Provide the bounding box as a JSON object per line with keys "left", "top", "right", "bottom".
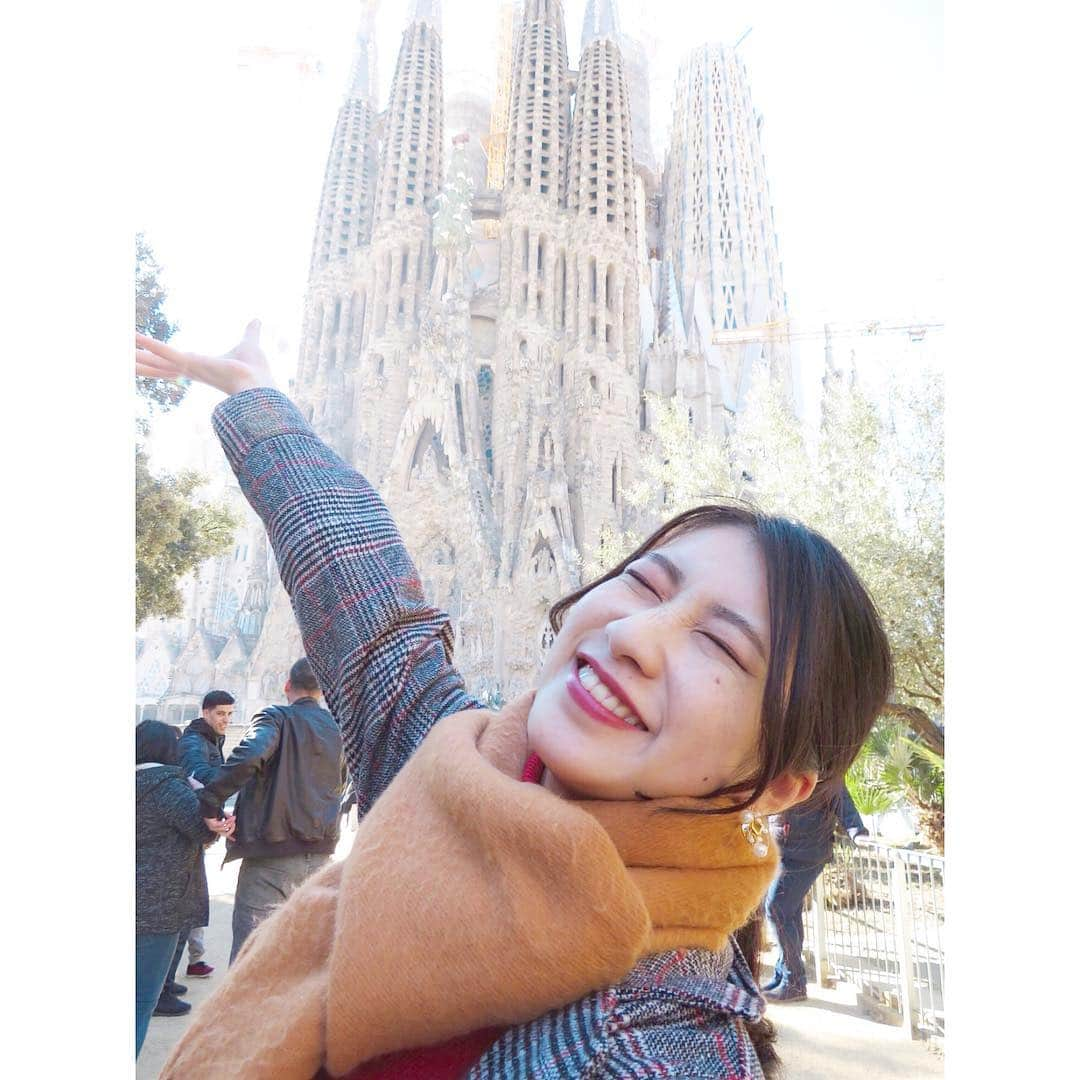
{"left": 605, "top": 607, "right": 668, "bottom": 679}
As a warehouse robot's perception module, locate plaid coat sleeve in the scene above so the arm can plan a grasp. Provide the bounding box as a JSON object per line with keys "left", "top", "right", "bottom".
{"left": 468, "top": 947, "right": 767, "bottom": 1079}
{"left": 212, "top": 388, "right": 479, "bottom": 815}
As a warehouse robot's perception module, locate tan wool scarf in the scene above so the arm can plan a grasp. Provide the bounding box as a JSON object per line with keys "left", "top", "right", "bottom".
{"left": 161, "top": 694, "right": 779, "bottom": 1079}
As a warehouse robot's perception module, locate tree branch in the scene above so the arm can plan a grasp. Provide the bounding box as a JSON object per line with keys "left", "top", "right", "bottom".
{"left": 911, "top": 647, "right": 944, "bottom": 698}
{"left": 883, "top": 702, "right": 944, "bottom": 756}
{"left": 898, "top": 684, "right": 942, "bottom": 707}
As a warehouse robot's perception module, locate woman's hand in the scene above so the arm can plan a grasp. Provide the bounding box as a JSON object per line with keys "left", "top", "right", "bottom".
{"left": 135, "top": 319, "right": 277, "bottom": 397}
{"left": 203, "top": 814, "right": 235, "bottom": 838}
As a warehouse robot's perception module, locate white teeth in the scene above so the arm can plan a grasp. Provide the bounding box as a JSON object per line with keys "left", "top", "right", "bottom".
{"left": 578, "top": 663, "right": 645, "bottom": 730}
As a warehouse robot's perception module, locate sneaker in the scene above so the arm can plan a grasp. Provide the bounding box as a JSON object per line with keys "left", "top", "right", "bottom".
{"left": 164, "top": 981, "right": 188, "bottom": 996}
{"left": 186, "top": 961, "right": 214, "bottom": 978}
{"left": 153, "top": 993, "right": 192, "bottom": 1017}
{"left": 764, "top": 983, "right": 808, "bottom": 1003}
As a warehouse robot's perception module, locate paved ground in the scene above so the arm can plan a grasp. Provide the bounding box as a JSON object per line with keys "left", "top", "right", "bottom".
{"left": 137, "top": 834, "right": 944, "bottom": 1078}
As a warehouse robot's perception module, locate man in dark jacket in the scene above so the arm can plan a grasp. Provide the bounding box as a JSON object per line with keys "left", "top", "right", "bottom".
{"left": 763, "top": 782, "right": 869, "bottom": 1002}
{"left": 179, "top": 690, "right": 232, "bottom": 784}
{"left": 154, "top": 689, "right": 235, "bottom": 1014}
{"left": 196, "top": 658, "right": 344, "bottom": 963}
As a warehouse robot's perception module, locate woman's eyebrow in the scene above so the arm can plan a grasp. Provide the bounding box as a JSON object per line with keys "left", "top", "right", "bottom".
{"left": 645, "top": 551, "right": 767, "bottom": 663}
{"left": 706, "top": 602, "right": 768, "bottom": 663}
{"left": 645, "top": 550, "right": 684, "bottom": 585}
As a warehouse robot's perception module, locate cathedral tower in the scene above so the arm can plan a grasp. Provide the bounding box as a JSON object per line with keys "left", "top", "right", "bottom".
{"left": 489, "top": 0, "right": 579, "bottom": 684}
{"left": 368, "top": 0, "right": 445, "bottom": 340}
{"left": 346, "top": 0, "right": 447, "bottom": 480}
{"left": 295, "top": 3, "right": 380, "bottom": 453}
{"left": 662, "top": 42, "right": 790, "bottom": 423}
{"left": 566, "top": 0, "right": 639, "bottom": 360}
{"left": 561, "top": 0, "right": 641, "bottom": 549}
{"left": 504, "top": 0, "right": 573, "bottom": 201}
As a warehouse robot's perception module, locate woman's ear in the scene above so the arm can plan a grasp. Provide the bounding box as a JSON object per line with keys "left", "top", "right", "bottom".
{"left": 753, "top": 770, "right": 817, "bottom": 816}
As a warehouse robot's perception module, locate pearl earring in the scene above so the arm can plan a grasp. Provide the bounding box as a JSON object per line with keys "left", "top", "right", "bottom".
{"left": 741, "top": 810, "right": 769, "bottom": 858}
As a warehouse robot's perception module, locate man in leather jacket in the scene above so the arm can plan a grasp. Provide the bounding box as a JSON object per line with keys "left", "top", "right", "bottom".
{"left": 195, "top": 658, "right": 344, "bottom": 963}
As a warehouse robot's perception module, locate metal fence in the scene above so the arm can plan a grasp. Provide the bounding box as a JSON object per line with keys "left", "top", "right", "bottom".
{"left": 800, "top": 840, "right": 944, "bottom": 1043}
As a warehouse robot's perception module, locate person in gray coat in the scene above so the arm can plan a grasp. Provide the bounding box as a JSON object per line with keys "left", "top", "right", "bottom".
{"left": 135, "top": 721, "right": 233, "bottom": 1056}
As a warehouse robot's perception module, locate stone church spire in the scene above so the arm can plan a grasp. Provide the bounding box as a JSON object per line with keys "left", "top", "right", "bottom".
{"left": 364, "top": 0, "right": 445, "bottom": 350}
{"left": 505, "top": 0, "right": 572, "bottom": 204}
{"left": 409, "top": 0, "right": 442, "bottom": 29}
{"left": 663, "top": 42, "right": 790, "bottom": 414}
{"left": 565, "top": 0, "right": 638, "bottom": 359}
{"left": 296, "top": 3, "right": 383, "bottom": 430}
{"left": 346, "top": 1, "right": 379, "bottom": 103}
{"left": 307, "top": 3, "right": 381, "bottom": 277}
{"left": 373, "top": 4, "right": 445, "bottom": 228}
{"left": 581, "top": 0, "right": 620, "bottom": 47}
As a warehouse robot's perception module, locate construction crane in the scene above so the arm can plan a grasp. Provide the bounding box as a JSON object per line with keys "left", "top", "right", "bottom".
{"left": 236, "top": 46, "right": 326, "bottom": 79}
{"left": 712, "top": 318, "right": 943, "bottom": 347}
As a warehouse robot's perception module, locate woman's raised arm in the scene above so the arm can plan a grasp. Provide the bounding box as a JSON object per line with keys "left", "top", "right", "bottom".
{"left": 137, "top": 324, "right": 479, "bottom": 816}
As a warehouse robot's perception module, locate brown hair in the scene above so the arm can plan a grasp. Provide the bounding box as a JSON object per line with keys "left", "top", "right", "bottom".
{"left": 548, "top": 504, "right": 894, "bottom": 813}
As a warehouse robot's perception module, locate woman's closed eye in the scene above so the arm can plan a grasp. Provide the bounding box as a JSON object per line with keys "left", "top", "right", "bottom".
{"left": 622, "top": 566, "right": 751, "bottom": 674}
{"left": 623, "top": 568, "right": 662, "bottom": 600}
{"left": 696, "top": 629, "right": 748, "bottom": 673}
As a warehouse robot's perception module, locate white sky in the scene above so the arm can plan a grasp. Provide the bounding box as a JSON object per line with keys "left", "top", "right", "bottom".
{"left": 136, "top": 0, "right": 944, "bottom": 469}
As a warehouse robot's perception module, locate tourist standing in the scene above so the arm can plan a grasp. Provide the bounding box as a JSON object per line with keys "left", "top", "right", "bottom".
{"left": 153, "top": 689, "right": 237, "bottom": 1014}
{"left": 763, "top": 782, "right": 869, "bottom": 1002}
{"left": 195, "top": 659, "right": 344, "bottom": 963}
{"left": 135, "top": 721, "right": 233, "bottom": 1055}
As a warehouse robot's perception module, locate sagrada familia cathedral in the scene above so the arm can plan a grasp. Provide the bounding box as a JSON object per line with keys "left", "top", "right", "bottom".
{"left": 136, "top": 0, "right": 791, "bottom": 740}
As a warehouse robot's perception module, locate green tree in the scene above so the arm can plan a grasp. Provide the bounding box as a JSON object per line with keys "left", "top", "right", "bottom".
{"left": 623, "top": 358, "right": 945, "bottom": 848}
{"left": 136, "top": 232, "right": 186, "bottom": 416}
{"left": 135, "top": 449, "right": 238, "bottom": 625}
{"left": 135, "top": 235, "right": 236, "bottom": 624}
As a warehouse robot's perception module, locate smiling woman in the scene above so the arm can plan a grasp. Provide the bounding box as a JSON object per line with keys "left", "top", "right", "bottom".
{"left": 136, "top": 326, "right": 892, "bottom": 1080}
{"left": 541, "top": 504, "right": 891, "bottom": 813}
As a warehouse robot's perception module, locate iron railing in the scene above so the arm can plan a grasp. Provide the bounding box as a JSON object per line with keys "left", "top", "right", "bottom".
{"left": 800, "top": 839, "right": 944, "bottom": 1042}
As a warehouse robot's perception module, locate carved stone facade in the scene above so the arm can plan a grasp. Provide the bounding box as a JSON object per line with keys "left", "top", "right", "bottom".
{"left": 138, "top": 0, "right": 791, "bottom": 722}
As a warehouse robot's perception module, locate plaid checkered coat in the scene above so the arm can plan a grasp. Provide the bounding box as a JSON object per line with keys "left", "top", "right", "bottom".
{"left": 213, "top": 388, "right": 768, "bottom": 1079}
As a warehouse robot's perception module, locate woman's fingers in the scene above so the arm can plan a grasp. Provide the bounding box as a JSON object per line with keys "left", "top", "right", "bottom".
{"left": 135, "top": 348, "right": 181, "bottom": 375}
{"left": 136, "top": 334, "right": 220, "bottom": 388}
{"left": 135, "top": 334, "right": 195, "bottom": 381}
{"left": 135, "top": 332, "right": 188, "bottom": 367}
{"left": 136, "top": 322, "right": 274, "bottom": 396}
{"left": 136, "top": 362, "right": 176, "bottom": 379}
